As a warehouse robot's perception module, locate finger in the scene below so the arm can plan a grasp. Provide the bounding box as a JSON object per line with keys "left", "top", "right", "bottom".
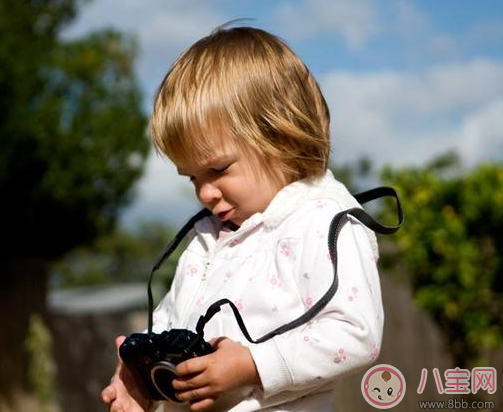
{"left": 101, "top": 384, "right": 117, "bottom": 404}
{"left": 176, "top": 355, "right": 210, "bottom": 376}
{"left": 208, "top": 336, "right": 227, "bottom": 347}
{"left": 115, "top": 336, "right": 127, "bottom": 360}
{"left": 189, "top": 397, "right": 216, "bottom": 411}
{"left": 176, "top": 386, "right": 215, "bottom": 403}
{"left": 109, "top": 399, "right": 125, "bottom": 412}
{"left": 172, "top": 373, "right": 209, "bottom": 391}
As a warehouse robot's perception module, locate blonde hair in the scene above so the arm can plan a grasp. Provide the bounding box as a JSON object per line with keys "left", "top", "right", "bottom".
{"left": 150, "top": 25, "right": 331, "bottom": 182}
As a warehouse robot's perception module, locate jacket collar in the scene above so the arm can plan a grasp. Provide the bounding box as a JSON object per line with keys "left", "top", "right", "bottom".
{"left": 260, "top": 169, "right": 360, "bottom": 230}
{"left": 193, "top": 169, "right": 378, "bottom": 258}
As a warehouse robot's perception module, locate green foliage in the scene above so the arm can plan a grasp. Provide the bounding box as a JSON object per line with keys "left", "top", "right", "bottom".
{"left": 0, "top": 0, "right": 149, "bottom": 260}
{"left": 25, "top": 314, "right": 56, "bottom": 412}
{"left": 380, "top": 153, "right": 503, "bottom": 366}
{"left": 330, "top": 156, "right": 374, "bottom": 193}
{"left": 51, "top": 221, "right": 184, "bottom": 296}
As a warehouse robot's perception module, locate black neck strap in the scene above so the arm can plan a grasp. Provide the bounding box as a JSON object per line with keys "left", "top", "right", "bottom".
{"left": 147, "top": 208, "right": 211, "bottom": 333}
{"left": 148, "top": 186, "right": 403, "bottom": 340}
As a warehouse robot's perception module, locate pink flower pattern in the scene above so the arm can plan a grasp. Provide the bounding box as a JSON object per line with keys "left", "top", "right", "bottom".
{"left": 348, "top": 286, "right": 359, "bottom": 301}
{"left": 234, "top": 299, "right": 243, "bottom": 311}
{"left": 269, "top": 273, "right": 282, "bottom": 288}
{"left": 333, "top": 348, "right": 348, "bottom": 363}
{"left": 223, "top": 271, "right": 233, "bottom": 283}
{"left": 186, "top": 264, "right": 199, "bottom": 277}
{"left": 315, "top": 200, "right": 328, "bottom": 208}
{"left": 153, "top": 312, "right": 167, "bottom": 326}
{"left": 279, "top": 241, "right": 291, "bottom": 257}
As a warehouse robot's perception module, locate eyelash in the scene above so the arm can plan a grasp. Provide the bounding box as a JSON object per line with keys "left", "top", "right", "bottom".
{"left": 211, "top": 165, "right": 230, "bottom": 173}
{"left": 187, "top": 164, "right": 230, "bottom": 182}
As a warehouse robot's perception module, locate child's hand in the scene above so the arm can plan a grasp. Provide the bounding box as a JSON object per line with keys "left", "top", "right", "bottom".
{"left": 101, "top": 336, "right": 151, "bottom": 412}
{"left": 172, "top": 337, "right": 260, "bottom": 411}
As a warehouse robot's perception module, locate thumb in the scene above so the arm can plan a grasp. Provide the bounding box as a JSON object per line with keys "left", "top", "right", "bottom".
{"left": 114, "top": 335, "right": 127, "bottom": 375}
{"left": 209, "top": 336, "right": 228, "bottom": 348}
{"left": 115, "top": 336, "right": 126, "bottom": 357}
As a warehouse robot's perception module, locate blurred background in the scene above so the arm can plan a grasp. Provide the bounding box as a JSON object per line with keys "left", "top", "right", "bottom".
{"left": 0, "top": 1, "right": 501, "bottom": 411}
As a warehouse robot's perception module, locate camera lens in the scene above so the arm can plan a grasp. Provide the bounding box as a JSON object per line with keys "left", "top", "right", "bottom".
{"left": 150, "top": 361, "right": 182, "bottom": 403}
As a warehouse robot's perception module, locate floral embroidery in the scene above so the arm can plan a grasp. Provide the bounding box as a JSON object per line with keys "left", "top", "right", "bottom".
{"left": 186, "top": 264, "right": 199, "bottom": 277}
{"left": 315, "top": 199, "right": 328, "bottom": 208}
{"left": 279, "top": 241, "right": 291, "bottom": 257}
{"left": 234, "top": 299, "right": 243, "bottom": 311}
{"left": 153, "top": 312, "right": 167, "bottom": 326}
{"left": 348, "top": 286, "right": 359, "bottom": 301}
{"left": 333, "top": 348, "right": 347, "bottom": 363}
{"left": 269, "top": 273, "right": 282, "bottom": 288}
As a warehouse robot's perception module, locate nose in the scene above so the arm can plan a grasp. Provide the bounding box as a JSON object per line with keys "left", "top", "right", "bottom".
{"left": 197, "top": 181, "right": 222, "bottom": 205}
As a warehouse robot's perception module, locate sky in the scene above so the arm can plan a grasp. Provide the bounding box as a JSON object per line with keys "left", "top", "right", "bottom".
{"left": 64, "top": 0, "right": 503, "bottom": 229}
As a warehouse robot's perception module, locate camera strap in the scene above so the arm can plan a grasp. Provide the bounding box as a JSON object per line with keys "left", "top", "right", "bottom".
{"left": 148, "top": 187, "right": 403, "bottom": 340}
{"left": 147, "top": 208, "right": 212, "bottom": 333}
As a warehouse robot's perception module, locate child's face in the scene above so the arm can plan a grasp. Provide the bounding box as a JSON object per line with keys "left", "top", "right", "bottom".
{"left": 367, "top": 372, "right": 401, "bottom": 403}
{"left": 176, "top": 138, "right": 286, "bottom": 227}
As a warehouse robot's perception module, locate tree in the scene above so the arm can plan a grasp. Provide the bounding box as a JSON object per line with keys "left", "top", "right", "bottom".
{"left": 0, "top": 0, "right": 149, "bottom": 404}
{"left": 51, "top": 221, "right": 182, "bottom": 295}
{"left": 380, "top": 153, "right": 503, "bottom": 368}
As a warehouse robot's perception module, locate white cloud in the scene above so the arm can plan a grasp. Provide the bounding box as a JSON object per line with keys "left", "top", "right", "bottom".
{"left": 64, "top": 0, "right": 226, "bottom": 106}
{"left": 322, "top": 59, "right": 503, "bottom": 168}
{"left": 394, "top": 0, "right": 430, "bottom": 36}
{"left": 63, "top": 1, "right": 503, "bottom": 227}
{"left": 274, "top": 0, "right": 379, "bottom": 49}
{"left": 459, "top": 98, "right": 503, "bottom": 163}
{"left": 120, "top": 152, "right": 199, "bottom": 228}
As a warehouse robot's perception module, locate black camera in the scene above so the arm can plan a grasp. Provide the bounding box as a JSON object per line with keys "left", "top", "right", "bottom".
{"left": 119, "top": 329, "right": 214, "bottom": 402}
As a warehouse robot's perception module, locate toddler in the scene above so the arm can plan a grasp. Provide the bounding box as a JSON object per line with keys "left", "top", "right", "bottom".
{"left": 102, "top": 25, "right": 383, "bottom": 412}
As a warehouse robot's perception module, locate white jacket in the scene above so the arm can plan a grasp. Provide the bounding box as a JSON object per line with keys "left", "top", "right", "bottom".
{"left": 153, "top": 170, "right": 383, "bottom": 412}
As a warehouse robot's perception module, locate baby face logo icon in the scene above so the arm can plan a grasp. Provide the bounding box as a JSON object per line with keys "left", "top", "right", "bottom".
{"left": 361, "top": 364, "right": 406, "bottom": 409}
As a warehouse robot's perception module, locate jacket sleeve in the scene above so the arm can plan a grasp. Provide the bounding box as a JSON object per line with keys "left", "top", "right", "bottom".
{"left": 248, "top": 205, "right": 384, "bottom": 398}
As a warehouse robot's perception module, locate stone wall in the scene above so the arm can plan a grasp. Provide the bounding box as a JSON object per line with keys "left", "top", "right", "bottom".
{"left": 48, "top": 284, "right": 147, "bottom": 412}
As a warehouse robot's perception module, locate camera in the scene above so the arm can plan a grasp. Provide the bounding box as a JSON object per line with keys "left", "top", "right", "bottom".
{"left": 119, "top": 329, "right": 214, "bottom": 402}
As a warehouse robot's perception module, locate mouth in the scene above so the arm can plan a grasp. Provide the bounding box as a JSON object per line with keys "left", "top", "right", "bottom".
{"left": 216, "top": 209, "right": 234, "bottom": 221}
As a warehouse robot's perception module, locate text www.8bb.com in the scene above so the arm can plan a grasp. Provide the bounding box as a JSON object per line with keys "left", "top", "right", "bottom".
{"left": 418, "top": 399, "right": 495, "bottom": 409}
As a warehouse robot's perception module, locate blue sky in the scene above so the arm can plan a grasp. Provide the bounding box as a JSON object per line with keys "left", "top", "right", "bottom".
{"left": 65, "top": 0, "right": 503, "bottom": 228}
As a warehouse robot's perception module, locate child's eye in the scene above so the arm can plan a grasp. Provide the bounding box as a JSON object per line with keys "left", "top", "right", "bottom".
{"left": 211, "top": 164, "right": 230, "bottom": 174}
{"left": 387, "top": 387, "right": 393, "bottom": 396}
